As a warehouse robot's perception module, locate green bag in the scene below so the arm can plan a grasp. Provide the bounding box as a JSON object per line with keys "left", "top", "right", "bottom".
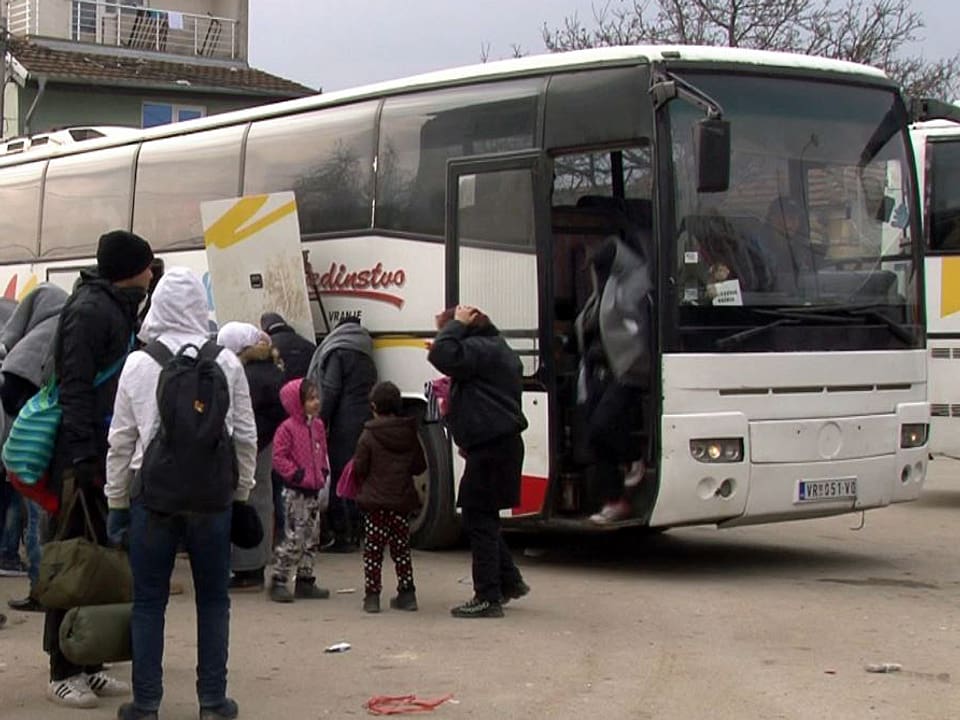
{"left": 36, "top": 491, "right": 132, "bottom": 610}
{"left": 59, "top": 603, "right": 132, "bottom": 666}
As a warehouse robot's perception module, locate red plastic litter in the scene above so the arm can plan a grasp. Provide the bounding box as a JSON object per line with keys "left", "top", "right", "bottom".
{"left": 365, "top": 694, "right": 454, "bottom": 715}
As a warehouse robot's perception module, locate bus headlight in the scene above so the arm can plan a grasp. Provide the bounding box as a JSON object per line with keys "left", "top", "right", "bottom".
{"left": 690, "top": 438, "right": 744, "bottom": 463}
{"left": 900, "top": 424, "right": 928, "bottom": 448}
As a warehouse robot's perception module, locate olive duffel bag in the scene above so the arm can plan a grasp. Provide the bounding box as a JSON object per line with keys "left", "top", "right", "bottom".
{"left": 59, "top": 603, "right": 132, "bottom": 665}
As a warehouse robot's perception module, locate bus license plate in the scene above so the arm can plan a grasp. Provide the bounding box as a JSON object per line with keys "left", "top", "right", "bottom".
{"left": 796, "top": 478, "right": 857, "bottom": 503}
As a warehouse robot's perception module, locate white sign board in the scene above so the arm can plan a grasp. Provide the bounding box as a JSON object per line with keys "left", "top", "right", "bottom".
{"left": 711, "top": 279, "right": 744, "bottom": 306}
{"left": 201, "top": 192, "right": 313, "bottom": 340}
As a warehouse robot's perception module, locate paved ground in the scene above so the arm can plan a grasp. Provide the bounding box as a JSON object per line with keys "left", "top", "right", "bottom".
{"left": 2, "top": 461, "right": 960, "bottom": 719}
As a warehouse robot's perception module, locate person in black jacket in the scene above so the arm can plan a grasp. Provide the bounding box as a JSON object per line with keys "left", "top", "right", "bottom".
{"left": 428, "top": 305, "right": 530, "bottom": 619}
{"left": 307, "top": 317, "right": 377, "bottom": 552}
{"left": 218, "top": 322, "right": 287, "bottom": 593}
{"left": 45, "top": 229, "right": 154, "bottom": 709}
{"left": 260, "top": 312, "right": 316, "bottom": 383}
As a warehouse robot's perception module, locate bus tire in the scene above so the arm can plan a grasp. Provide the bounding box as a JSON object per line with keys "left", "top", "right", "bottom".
{"left": 410, "top": 421, "right": 461, "bottom": 549}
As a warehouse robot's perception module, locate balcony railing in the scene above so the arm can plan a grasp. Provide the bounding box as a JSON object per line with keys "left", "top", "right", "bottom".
{"left": 5, "top": 1, "right": 240, "bottom": 61}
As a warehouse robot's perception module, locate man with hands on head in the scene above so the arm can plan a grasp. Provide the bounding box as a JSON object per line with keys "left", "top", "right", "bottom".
{"left": 428, "top": 304, "right": 530, "bottom": 619}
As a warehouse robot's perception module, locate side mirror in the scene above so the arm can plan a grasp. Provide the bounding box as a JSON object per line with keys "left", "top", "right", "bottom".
{"left": 697, "top": 118, "right": 731, "bottom": 193}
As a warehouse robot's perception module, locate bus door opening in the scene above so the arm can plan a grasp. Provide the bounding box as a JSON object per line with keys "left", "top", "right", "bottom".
{"left": 549, "top": 146, "right": 658, "bottom": 523}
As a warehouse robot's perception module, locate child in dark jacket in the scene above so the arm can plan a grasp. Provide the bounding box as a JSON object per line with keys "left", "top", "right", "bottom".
{"left": 270, "top": 378, "right": 331, "bottom": 603}
{"left": 353, "top": 381, "right": 426, "bottom": 613}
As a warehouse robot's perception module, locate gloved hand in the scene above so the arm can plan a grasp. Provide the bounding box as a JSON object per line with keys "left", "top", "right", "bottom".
{"left": 72, "top": 459, "right": 98, "bottom": 490}
{"left": 107, "top": 509, "right": 131, "bottom": 547}
{"left": 290, "top": 468, "right": 305, "bottom": 487}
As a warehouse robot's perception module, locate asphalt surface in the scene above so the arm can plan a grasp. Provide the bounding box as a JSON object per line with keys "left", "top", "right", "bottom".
{"left": 1, "top": 461, "right": 959, "bottom": 719}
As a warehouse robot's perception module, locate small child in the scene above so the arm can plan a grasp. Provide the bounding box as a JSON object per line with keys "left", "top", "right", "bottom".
{"left": 352, "top": 381, "right": 426, "bottom": 613}
{"left": 270, "top": 378, "right": 331, "bottom": 603}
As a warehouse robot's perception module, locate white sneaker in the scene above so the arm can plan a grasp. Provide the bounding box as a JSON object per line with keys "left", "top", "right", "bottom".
{"left": 47, "top": 675, "right": 98, "bottom": 708}
{"left": 85, "top": 671, "right": 131, "bottom": 697}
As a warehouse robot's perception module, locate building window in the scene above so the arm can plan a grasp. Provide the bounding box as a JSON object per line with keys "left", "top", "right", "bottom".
{"left": 142, "top": 103, "right": 206, "bottom": 128}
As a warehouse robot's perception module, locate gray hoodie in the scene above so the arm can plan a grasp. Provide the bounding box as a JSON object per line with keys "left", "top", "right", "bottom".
{"left": 0, "top": 283, "right": 69, "bottom": 387}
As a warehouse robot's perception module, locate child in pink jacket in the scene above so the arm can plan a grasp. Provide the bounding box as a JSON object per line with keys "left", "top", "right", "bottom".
{"left": 270, "top": 378, "right": 331, "bottom": 603}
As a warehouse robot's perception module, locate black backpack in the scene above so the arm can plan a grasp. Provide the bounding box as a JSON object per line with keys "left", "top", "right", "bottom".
{"left": 139, "top": 341, "right": 237, "bottom": 514}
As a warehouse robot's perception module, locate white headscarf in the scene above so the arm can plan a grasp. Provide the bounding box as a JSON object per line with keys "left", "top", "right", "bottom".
{"left": 217, "top": 321, "right": 268, "bottom": 356}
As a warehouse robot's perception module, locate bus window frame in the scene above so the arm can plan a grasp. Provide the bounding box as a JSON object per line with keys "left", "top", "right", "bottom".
{"left": 924, "top": 135, "right": 960, "bottom": 256}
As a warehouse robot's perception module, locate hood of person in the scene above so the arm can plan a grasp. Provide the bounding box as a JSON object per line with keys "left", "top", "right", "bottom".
{"left": 261, "top": 312, "right": 290, "bottom": 335}
{"left": 364, "top": 415, "right": 419, "bottom": 453}
{"left": 22, "top": 284, "right": 68, "bottom": 334}
{"left": 238, "top": 342, "right": 278, "bottom": 366}
{"left": 279, "top": 377, "right": 307, "bottom": 421}
{"left": 317, "top": 320, "right": 373, "bottom": 365}
{"left": 139, "top": 267, "right": 210, "bottom": 343}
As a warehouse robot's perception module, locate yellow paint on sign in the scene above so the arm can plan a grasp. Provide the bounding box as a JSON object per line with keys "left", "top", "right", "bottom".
{"left": 942, "top": 256, "right": 960, "bottom": 318}
{"left": 204, "top": 195, "right": 297, "bottom": 250}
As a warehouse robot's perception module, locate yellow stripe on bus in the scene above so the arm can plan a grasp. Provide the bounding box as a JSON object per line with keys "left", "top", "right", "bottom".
{"left": 372, "top": 337, "right": 430, "bottom": 351}
{"left": 16, "top": 275, "right": 37, "bottom": 301}
{"left": 942, "top": 256, "right": 960, "bottom": 318}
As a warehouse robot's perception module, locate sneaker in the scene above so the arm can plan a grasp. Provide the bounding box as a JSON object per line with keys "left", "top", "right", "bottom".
{"left": 501, "top": 579, "right": 530, "bottom": 605}
{"left": 623, "top": 460, "right": 646, "bottom": 488}
{"left": 389, "top": 588, "right": 418, "bottom": 611}
{"left": 8, "top": 595, "right": 43, "bottom": 612}
{"left": 200, "top": 697, "right": 239, "bottom": 720}
{"left": 86, "top": 671, "right": 131, "bottom": 697}
{"left": 450, "top": 597, "right": 504, "bottom": 618}
{"left": 0, "top": 558, "right": 28, "bottom": 577}
{"left": 269, "top": 579, "right": 294, "bottom": 604}
{"left": 589, "top": 499, "right": 632, "bottom": 525}
{"left": 363, "top": 592, "right": 381, "bottom": 613}
{"left": 117, "top": 701, "right": 159, "bottom": 720}
{"left": 48, "top": 675, "right": 98, "bottom": 708}
{"left": 294, "top": 577, "right": 330, "bottom": 599}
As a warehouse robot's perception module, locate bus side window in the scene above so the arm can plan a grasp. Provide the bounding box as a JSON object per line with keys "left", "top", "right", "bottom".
{"left": 244, "top": 102, "right": 378, "bottom": 236}
{"left": 929, "top": 139, "right": 960, "bottom": 252}
{"left": 42, "top": 146, "right": 136, "bottom": 260}
{"left": 133, "top": 126, "right": 245, "bottom": 252}
{"left": 0, "top": 161, "right": 43, "bottom": 262}
{"left": 376, "top": 79, "right": 541, "bottom": 237}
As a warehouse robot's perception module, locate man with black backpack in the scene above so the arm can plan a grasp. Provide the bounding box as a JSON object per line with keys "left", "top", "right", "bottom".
{"left": 104, "top": 267, "right": 258, "bottom": 720}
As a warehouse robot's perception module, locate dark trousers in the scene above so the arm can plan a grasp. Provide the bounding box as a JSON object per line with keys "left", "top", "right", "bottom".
{"left": 0, "top": 479, "right": 22, "bottom": 562}
{"left": 128, "top": 501, "right": 232, "bottom": 712}
{"left": 44, "top": 477, "right": 107, "bottom": 681}
{"left": 461, "top": 507, "right": 523, "bottom": 603}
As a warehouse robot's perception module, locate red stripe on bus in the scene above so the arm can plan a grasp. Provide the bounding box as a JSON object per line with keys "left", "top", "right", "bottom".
{"left": 512, "top": 475, "right": 548, "bottom": 516}
{"left": 317, "top": 289, "right": 405, "bottom": 308}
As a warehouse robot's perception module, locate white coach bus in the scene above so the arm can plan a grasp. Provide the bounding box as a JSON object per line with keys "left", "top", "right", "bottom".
{"left": 910, "top": 116, "right": 960, "bottom": 457}
{"left": 0, "top": 46, "right": 934, "bottom": 546}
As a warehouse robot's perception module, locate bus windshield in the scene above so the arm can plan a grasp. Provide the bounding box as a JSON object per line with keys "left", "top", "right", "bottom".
{"left": 668, "top": 73, "right": 921, "bottom": 352}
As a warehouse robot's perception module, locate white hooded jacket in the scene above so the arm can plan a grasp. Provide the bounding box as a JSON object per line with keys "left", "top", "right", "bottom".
{"left": 105, "top": 267, "right": 258, "bottom": 510}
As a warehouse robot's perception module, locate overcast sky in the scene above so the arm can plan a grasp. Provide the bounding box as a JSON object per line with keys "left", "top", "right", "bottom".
{"left": 248, "top": 0, "right": 958, "bottom": 93}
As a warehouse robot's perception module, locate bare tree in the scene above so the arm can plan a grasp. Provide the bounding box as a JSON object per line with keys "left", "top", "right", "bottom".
{"left": 543, "top": 0, "right": 959, "bottom": 98}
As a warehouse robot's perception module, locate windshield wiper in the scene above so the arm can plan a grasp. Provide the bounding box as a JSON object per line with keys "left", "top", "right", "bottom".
{"left": 783, "top": 304, "right": 917, "bottom": 345}
{"left": 715, "top": 309, "right": 856, "bottom": 349}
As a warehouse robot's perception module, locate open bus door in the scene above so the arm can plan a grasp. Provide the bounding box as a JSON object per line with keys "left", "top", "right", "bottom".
{"left": 444, "top": 152, "right": 554, "bottom": 521}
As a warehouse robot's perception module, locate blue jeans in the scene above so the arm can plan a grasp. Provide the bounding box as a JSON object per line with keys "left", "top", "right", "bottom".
{"left": 25, "top": 501, "right": 42, "bottom": 585}
{"left": 129, "top": 502, "right": 232, "bottom": 712}
{"left": 0, "top": 482, "right": 22, "bottom": 562}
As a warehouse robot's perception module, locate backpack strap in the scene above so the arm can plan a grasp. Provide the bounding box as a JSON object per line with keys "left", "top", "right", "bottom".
{"left": 198, "top": 340, "right": 224, "bottom": 362}
{"left": 142, "top": 340, "right": 175, "bottom": 367}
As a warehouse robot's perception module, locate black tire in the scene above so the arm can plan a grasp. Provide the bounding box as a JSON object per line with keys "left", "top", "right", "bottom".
{"left": 409, "top": 420, "right": 461, "bottom": 549}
